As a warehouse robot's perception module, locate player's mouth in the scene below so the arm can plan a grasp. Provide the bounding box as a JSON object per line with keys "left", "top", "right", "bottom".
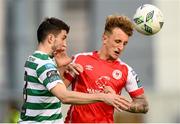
{"left": 114, "top": 50, "right": 120, "bottom": 55}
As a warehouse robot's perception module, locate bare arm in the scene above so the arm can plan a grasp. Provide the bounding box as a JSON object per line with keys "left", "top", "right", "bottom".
{"left": 125, "top": 94, "right": 149, "bottom": 113}
{"left": 50, "top": 82, "right": 131, "bottom": 111}
{"left": 53, "top": 49, "right": 131, "bottom": 111}
{"left": 104, "top": 86, "right": 148, "bottom": 113}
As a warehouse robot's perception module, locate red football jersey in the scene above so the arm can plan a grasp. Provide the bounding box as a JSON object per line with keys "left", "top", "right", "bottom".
{"left": 65, "top": 51, "right": 144, "bottom": 123}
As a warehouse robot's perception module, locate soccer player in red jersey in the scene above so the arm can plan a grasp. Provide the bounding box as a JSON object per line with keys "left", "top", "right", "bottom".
{"left": 64, "top": 15, "right": 149, "bottom": 123}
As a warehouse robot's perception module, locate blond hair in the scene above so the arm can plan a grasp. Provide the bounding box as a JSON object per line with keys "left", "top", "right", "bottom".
{"left": 104, "top": 15, "right": 134, "bottom": 36}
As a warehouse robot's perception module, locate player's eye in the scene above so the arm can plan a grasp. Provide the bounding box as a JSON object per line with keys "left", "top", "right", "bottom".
{"left": 115, "top": 40, "right": 121, "bottom": 43}
{"left": 62, "top": 35, "right": 67, "bottom": 40}
{"left": 123, "top": 41, "right": 128, "bottom": 46}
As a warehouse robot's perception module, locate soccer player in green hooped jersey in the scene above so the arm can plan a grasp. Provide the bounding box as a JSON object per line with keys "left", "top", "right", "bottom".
{"left": 19, "top": 17, "right": 131, "bottom": 123}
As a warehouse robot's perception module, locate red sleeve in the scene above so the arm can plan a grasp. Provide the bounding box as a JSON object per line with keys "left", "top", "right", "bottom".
{"left": 129, "top": 87, "right": 144, "bottom": 98}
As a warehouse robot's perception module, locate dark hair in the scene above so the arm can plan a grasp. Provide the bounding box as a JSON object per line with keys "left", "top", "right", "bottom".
{"left": 37, "top": 17, "right": 70, "bottom": 43}
{"left": 104, "top": 15, "right": 133, "bottom": 36}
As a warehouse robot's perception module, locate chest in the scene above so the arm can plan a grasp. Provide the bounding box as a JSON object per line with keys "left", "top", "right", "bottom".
{"left": 76, "top": 57, "right": 128, "bottom": 93}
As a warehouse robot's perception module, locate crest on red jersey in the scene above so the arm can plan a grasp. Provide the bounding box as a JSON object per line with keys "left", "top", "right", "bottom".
{"left": 112, "top": 70, "right": 122, "bottom": 80}
{"left": 95, "top": 76, "right": 110, "bottom": 89}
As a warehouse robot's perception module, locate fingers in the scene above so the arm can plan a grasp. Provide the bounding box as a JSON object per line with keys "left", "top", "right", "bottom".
{"left": 53, "top": 48, "right": 67, "bottom": 57}
{"left": 74, "top": 64, "right": 83, "bottom": 73}
{"left": 118, "top": 95, "right": 131, "bottom": 104}
{"left": 114, "top": 95, "right": 131, "bottom": 111}
{"left": 107, "top": 94, "right": 130, "bottom": 111}
{"left": 67, "top": 64, "right": 80, "bottom": 75}
{"left": 103, "top": 86, "right": 116, "bottom": 94}
{"left": 113, "top": 103, "right": 123, "bottom": 112}
{"left": 53, "top": 51, "right": 72, "bottom": 67}
{"left": 53, "top": 49, "right": 64, "bottom": 55}
{"left": 67, "top": 63, "right": 83, "bottom": 75}
{"left": 103, "top": 93, "right": 131, "bottom": 112}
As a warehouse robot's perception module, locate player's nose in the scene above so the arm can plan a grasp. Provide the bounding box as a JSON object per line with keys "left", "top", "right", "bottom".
{"left": 117, "top": 43, "right": 124, "bottom": 51}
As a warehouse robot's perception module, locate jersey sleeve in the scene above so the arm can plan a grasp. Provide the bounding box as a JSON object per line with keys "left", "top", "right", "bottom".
{"left": 125, "top": 65, "right": 144, "bottom": 98}
{"left": 36, "top": 63, "right": 63, "bottom": 91}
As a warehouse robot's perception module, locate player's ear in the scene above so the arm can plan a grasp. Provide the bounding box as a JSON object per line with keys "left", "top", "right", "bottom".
{"left": 102, "top": 34, "right": 108, "bottom": 44}
{"left": 47, "top": 34, "right": 55, "bottom": 44}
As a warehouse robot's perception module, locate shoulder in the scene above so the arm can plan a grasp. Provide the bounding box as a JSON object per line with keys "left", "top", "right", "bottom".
{"left": 27, "top": 52, "right": 55, "bottom": 72}
{"left": 116, "top": 58, "right": 133, "bottom": 72}
{"left": 72, "top": 52, "right": 94, "bottom": 62}
{"left": 74, "top": 52, "right": 93, "bottom": 58}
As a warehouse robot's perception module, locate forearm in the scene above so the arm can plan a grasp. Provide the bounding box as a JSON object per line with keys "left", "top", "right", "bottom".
{"left": 126, "top": 101, "right": 148, "bottom": 113}
{"left": 51, "top": 83, "right": 104, "bottom": 104}
{"left": 59, "top": 90, "right": 104, "bottom": 104}
{"left": 125, "top": 96, "right": 149, "bottom": 113}
{"left": 51, "top": 83, "right": 131, "bottom": 111}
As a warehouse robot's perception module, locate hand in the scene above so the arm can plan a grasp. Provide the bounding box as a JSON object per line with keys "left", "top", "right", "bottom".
{"left": 101, "top": 93, "right": 131, "bottom": 112}
{"left": 65, "top": 63, "right": 83, "bottom": 75}
{"left": 126, "top": 94, "right": 149, "bottom": 113}
{"left": 103, "top": 86, "right": 116, "bottom": 94}
{"left": 53, "top": 49, "right": 72, "bottom": 67}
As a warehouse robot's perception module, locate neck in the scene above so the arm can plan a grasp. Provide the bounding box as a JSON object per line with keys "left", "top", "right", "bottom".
{"left": 37, "top": 42, "right": 52, "bottom": 56}
{"left": 98, "top": 48, "right": 111, "bottom": 61}
{"left": 97, "top": 47, "right": 116, "bottom": 62}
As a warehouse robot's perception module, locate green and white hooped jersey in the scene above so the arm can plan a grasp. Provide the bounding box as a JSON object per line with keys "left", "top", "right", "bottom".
{"left": 19, "top": 51, "right": 63, "bottom": 123}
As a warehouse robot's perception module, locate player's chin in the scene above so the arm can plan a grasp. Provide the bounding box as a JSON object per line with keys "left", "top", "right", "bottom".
{"left": 112, "top": 53, "right": 120, "bottom": 60}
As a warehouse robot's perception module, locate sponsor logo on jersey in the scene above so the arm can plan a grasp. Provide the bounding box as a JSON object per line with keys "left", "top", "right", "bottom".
{"left": 46, "top": 70, "right": 60, "bottom": 82}
{"left": 95, "top": 76, "right": 110, "bottom": 89}
{"left": 112, "top": 70, "right": 122, "bottom": 80}
{"left": 131, "top": 70, "right": 142, "bottom": 88}
{"left": 87, "top": 88, "right": 102, "bottom": 94}
{"left": 85, "top": 65, "right": 93, "bottom": 71}
{"left": 45, "top": 63, "right": 55, "bottom": 69}
{"left": 87, "top": 76, "right": 110, "bottom": 94}
{"left": 136, "top": 75, "right": 142, "bottom": 88}
{"left": 28, "top": 56, "right": 36, "bottom": 62}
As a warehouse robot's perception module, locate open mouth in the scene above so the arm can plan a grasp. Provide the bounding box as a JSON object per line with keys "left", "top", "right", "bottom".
{"left": 114, "top": 50, "right": 120, "bottom": 55}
